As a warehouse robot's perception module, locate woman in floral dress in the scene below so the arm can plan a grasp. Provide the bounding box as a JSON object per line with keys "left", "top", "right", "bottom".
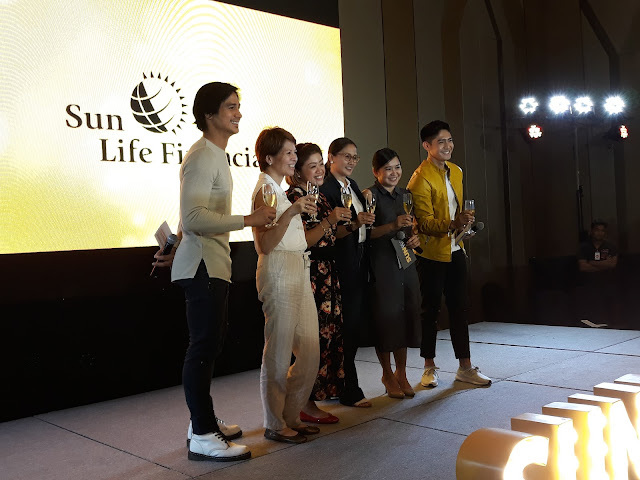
{"left": 286, "top": 142, "right": 352, "bottom": 423}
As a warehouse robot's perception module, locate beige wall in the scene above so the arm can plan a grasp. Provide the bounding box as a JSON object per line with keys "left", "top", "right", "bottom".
{"left": 589, "top": 0, "right": 640, "bottom": 252}
{"left": 338, "top": 0, "right": 386, "bottom": 187}
{"left": 339, "top": 0, "right": 640, "bottom": 321}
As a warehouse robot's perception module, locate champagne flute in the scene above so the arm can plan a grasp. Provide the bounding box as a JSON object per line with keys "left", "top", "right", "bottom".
{"left": 464, "top": 199, "right": 475, "bottom": 225}
{"left": 341, "top": 186, "right": 352, "bottom": 226}
{"left": 365, "top": 194, "right": 376, "bottom": 230}
{"left": 464, "top": 199, "right": 475, "bottom": 216}
{"left": 262, "top": 183, "right": 278, "bottom": 227}
{"left": 403, "top": 192, "right": 413, "bottom": 216}
{"left": 463, "top": 198, "right": 475, "bottom": 231}
{"left": 306, "top": 181, "right": 320, "bottom": 223}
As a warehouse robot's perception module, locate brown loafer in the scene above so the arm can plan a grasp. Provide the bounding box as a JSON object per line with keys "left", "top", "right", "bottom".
{"left": 264, "top": 429, "right": 307, "bottom": 444}
{"left": 290, "top": 425, "right": 320, "bottom": 435}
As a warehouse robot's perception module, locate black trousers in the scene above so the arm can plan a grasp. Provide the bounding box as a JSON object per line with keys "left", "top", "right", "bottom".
{"left": 176, "top": 260, "right": 229, "bottom": 435}
{"left": 416, "top": 250, "right": 471, "bottom": 360}
{"left": 339, "top": 243, "right": 368, "bottom": 405}
{"left": 339, "top": 285, "right": 365, "bottom": 405}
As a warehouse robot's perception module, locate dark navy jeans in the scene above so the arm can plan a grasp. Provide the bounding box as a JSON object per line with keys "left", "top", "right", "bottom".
{"left": 176, "top": 260, "right": 229, "bottom": 435}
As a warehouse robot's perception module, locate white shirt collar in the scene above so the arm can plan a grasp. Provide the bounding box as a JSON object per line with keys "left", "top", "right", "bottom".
{"left": 260, "top": 172, "right": 285, "bottom": 194}
{"left": 336, "top": 178, "right": 351, "bottom": 190}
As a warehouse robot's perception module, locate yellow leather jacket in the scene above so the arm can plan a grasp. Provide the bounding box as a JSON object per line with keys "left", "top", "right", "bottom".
{"left": 406, "top": 158, "right": 464, "bottom": 262}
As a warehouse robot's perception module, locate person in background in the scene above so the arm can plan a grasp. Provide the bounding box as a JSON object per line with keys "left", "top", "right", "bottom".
{"left": 578, "top": 220, "right": 618, "bottom": 273}
{"left": 319, "top": 137, "right": 375, "bottom": 408}
{"left": 366, "top": 148, "right": 422, "bottom": 399}
{"left": 251, "top": 127, "right": 321, "bottom": 444}
{"left": 170, "top": 82, "right": 275, "bottom": 461}
{"left": 577, "top": 219, "right": 619, "bottom": 326}
{"left": 407, "top": 120, "right": 491, "bottom": 389}
{"left": 286, "top": 142, "right": 352, "bottom": 423}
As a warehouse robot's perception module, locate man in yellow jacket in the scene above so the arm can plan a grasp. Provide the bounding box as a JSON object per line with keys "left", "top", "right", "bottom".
{"left": 407, "top": 120, "right": 491, "bottom": 388}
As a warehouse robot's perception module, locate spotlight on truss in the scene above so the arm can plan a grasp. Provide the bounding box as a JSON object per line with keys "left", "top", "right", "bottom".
{"left": 604, "top": 96, "right": 625, "bottom": 115}
{"left": 573, "top": 96, "right": 593, "bottom": 114}
{"left": 549, "top": 95, "right": 570, "bottom": 114}
{"left": 604, "top": 124, "right": 629, "bottom": 141}
{"left": 619, "top": 125, "right": 629, "bottom": 139}
{"left": 528, "top": 124, "right": 543, "bottom": 139}
{"left": 519, "top": 97, "right": 539, "bottom": 115}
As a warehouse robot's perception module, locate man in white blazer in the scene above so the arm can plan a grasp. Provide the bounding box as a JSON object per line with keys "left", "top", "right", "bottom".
{"left": 170, "top": 82, "right": 275, "bottom": 462}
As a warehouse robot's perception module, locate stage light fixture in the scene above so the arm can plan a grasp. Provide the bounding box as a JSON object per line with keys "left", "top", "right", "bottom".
{"left": 528, "top": 124, "right": 543, "bottom": 139}
{"left": 549, "top": 95, "right": 570, "bottom": 114}
{"left": 519, "top": 97, "right": 539, "bottom": 115}
{"left": 573, "top": 96, "right": 593, "bottom": 114}
{"left": 604, "top": 96, "right": 625, "bottom": 115}
{"left": 619, "top": 125, "right": 628, "bottom": 139}
{"left": 605, "top": 124, "right": 630, "bottom": 142}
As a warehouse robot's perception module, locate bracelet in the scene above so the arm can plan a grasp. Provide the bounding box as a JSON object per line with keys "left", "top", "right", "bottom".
{"left": 321, "top": 219, "right": 332, "bottom": 236}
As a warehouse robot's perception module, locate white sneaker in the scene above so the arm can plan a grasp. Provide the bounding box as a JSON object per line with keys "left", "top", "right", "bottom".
{"left": 188, "top": 431, "right": 251, "bottom": 462}
{"left": 215, "top": 417, "right": 243, "bottom": 440}
{"left": 421, "top": 366, "right": 439, "bottom": 387}
{"left": 455, "top": 366, "right": 492, "bottom": 386}
{"left": 187, "top": 418, "right": 243, "bottom": 446}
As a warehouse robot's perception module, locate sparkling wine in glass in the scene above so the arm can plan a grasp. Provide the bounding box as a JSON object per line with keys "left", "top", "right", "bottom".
{"left": 341, "top": 186, "right": 352, "bottom": 226}
{"left": 403, "top": 192, "right": 413, "bottom": 216}
{"left": 262, "top": 183, "right": 278, "bottom": 227}
{"left": 464, "top": 199, "right": 475, "bottom": 217}
{"left": 463, "top": 198, "right": 475, "bottom": 231}
{"left": 365, "top": 194, "right": 376, "bottom": 230}
{"left": 307, "top": 181, "right": 319, "bottom": 223}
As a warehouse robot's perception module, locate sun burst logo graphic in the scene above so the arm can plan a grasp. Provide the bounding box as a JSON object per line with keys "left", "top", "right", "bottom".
{"left": 130, "top": 72, "right": 186, "bottom": 134}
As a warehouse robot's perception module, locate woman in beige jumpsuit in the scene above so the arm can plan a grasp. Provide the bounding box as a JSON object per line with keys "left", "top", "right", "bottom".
{"left": 251, "top": 127, "right": 321, "bottom": 444}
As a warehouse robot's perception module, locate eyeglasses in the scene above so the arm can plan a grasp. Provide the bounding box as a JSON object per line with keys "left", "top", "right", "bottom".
{"left": 336, "top": 152, "right": 360, "bottom": 163}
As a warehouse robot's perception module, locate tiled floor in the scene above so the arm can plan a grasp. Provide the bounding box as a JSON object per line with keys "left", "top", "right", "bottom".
{"left": 3, "top": 322, "right": 639, "bottom": 480}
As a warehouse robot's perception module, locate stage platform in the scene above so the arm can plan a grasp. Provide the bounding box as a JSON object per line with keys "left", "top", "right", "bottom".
{"left": 3, "top": 322, "right": 639, "bottom": 480}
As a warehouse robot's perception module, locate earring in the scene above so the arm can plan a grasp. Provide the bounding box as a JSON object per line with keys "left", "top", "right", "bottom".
{"left": 294, "top": 172, "right": 300, "bottom": 178}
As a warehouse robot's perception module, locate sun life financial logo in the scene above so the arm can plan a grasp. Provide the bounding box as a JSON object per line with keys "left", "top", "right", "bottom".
{"left": 130, "top": 72, "right": 186, "bottom": 134}
{"left": 64, "top": 71, "right": 187, "bottom": 164}
{"left": 64, "top": 73, "right": 255, "bottom": 166}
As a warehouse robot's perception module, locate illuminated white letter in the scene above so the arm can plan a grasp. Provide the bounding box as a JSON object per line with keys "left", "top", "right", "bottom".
{"left": 593, "top": 383, "right": 640, "bottom": 478}
{"left": 512, "top": 413, "right": 578, "bottom": 480}
{"left": 542, "top": 402, "right": 607, "bottom": 480}
{"left": 456, "top": 428, "right": 548, "bottom": 480}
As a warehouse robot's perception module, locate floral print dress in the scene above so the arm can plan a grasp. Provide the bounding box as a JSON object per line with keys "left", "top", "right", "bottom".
{"left": 287, "top": 185, "right": 345, "bottom": 400}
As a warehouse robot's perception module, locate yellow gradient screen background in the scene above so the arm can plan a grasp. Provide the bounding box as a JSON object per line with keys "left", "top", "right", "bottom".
{"left": 0, "top": 0, "right": 343, "bottom": 253}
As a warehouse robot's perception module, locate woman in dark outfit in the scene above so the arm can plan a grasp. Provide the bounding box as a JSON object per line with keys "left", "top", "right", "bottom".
{"left": 366, "top": 148, "right": 421, "bottom": 399}
{"left": 286, "top": 143, "right": 352, "bottom": 423}
{"left": 319, "top": 137, "right": 376, "bottom": 407}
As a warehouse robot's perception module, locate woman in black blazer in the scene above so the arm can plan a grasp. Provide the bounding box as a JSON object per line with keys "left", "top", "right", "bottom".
{"left": 319, "top": 137, "right": 375, "bottom": 407}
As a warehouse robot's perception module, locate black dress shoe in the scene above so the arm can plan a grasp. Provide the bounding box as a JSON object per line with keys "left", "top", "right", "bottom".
{"left": 290, "top": 425, "right": 320, "bottom": 435}
{"left": 264, "top": 429, "right": 307, "bottom": 444}
{"left": 339, "top": 387, "right": 371, "bottom": 407}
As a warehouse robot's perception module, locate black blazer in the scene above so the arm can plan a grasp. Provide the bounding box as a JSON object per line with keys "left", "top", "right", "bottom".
{"left": 320, "top": 173, "right": 368, "bottom": 287}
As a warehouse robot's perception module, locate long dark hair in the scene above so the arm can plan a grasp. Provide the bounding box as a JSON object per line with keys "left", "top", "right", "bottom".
{"left": 372, "top": 147, "right": 399, "bottom": 171}
{"left": 326, "top": 137, "right": 357, "bottom": 177}
{"left": 285, "top": 142, "right": 323, "bottom": 186}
